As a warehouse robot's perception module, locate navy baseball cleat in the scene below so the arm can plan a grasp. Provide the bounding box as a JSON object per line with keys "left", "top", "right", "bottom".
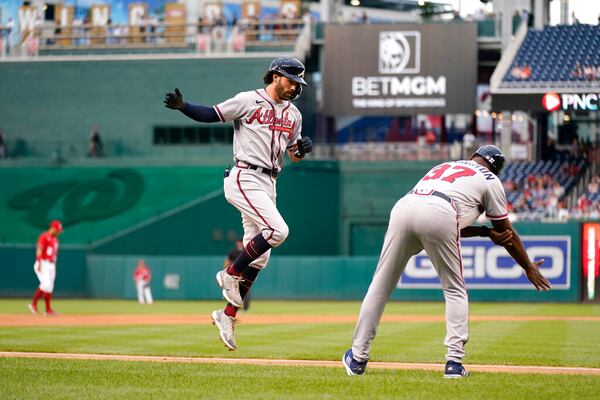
{"left": 444, "top": 360, "right": 469, "bottom": 378}
{"left": 342, "top": 349, "right": 368, "bottom": 376}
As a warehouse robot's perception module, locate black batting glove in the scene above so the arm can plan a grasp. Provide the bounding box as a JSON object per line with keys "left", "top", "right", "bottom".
{"left": 294, "top": 136, "right": 313, "bottom": 158}
{"left": 164, "top": 88, "right": 185, "bottom": 110}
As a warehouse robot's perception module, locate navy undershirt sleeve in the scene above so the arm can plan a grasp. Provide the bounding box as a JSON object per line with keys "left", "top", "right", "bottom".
{"left": 180, "top": 102, "right": 221, "bottom": 123}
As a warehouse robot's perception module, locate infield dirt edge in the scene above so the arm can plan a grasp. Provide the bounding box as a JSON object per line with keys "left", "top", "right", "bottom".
{"left": 2, "top": 351, "right": 600, "bottom": 376}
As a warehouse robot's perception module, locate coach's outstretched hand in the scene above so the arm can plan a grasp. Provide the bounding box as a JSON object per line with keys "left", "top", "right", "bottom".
{"left": 164, "top": 88, "right": 185, "bottom": 110}
{"left": 525, "top": 259, "right": 551, "bottom": 291}
{"left": 294, "top": 136, "right": 313, "bottom": 158}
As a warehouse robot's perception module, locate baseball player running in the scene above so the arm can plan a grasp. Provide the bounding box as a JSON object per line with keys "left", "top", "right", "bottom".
{"left": 164, "top": 56, "right": 313, "bottom": 351}
{"left": 342, "top": 145, "right": 551, "bottom": 378}
{"left": 28, "top": 220, "right": 63, "bottom": 316}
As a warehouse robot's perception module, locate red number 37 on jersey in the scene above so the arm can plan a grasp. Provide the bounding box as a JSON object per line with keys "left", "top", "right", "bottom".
{"left": 422, "top": 164, "right": 475, "bottom": 183}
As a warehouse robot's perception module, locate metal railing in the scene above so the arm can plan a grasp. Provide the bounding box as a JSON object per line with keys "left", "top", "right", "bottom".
{"left": 311, "top": 142, "right": 454, "bottom": 161}
{"left": 0, "top": 19, "right": 306, "bottom": 57}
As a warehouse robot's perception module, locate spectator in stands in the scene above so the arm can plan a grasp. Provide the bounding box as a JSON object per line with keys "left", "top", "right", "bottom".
{"left": 588, "top": 176, "right": 600, "bottom": 194}
{"left": 552, "top": 181, "right": 565, "bottom": 198}
{"left": 577, "top": 194, "right": 591, "bottom": 212}
{"left": 148, "top": 15, "right": 158, "bottom": 43}
{"left": 424, "top": 130, "right": 436, "bottom": 144}
{"left": 583, "top": 64, "right": 596, "bottom": 81}
{"left": 87, "top": 125, "right": 105, "bottom": 157}
{"left": 571, "top": 62, "right": 583, "bottom": 79}
{"left": 463, "top": 131, "right": 476, "bottom": 146}
{"left": 302, "top": 10, "right": 311, "bottom": 25}
{"left": 197, "top": 17, "right": 207, "bottom": 34}
{"left": 106, "top": 19, "right": 115, "bottom": 45}
{"left": 557, "top": 201, "right": 570, "bottom": 221}
{"left": 510, "top": 64, "right": 531, "bottom": 79}
{"left": 361, "top": 11, "right": 369, "bottom": 23}
{"left": 572, "top": 11, "right": 579, "bottom": 24}
{"left": 72, "top": 17, "right": 83, "bottom": 45}
{"left": 83, "top": 14, "right": 91, "bottom": 46}
{"left": 5, "top": 18, "right": 14, "bottom": 55}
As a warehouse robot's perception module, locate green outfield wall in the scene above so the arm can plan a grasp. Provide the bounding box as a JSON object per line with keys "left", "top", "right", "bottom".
{"left": 0, "top": 220, "right": 581, "bottom": 302}
{"left": 0, "top": 161, "right": 585, "bottom": 302}
{"left": 0, "top": 57, "right": 294, "bottom": 158}
{"left": 83, "top": 239, "right": 580, "bottom": 303}
{"left": 0, "top": 246, "right": 87, "bottom": 297}
{"left": 0, "top": 166, "right": 227, "bottom": 247}
{"left": 91, "top": 161, "right": 342, "bottom": 256}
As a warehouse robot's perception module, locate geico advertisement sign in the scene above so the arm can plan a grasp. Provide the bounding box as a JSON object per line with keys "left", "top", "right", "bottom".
{"left": 397, "top": 236, "right": 570, "bottom": 289}
{"left": 542, "top": 93, "right": 600, "bottom": 112}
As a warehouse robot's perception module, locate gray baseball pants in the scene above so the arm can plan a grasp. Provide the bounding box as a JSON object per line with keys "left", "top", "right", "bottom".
{"left": 351, "top": 194, "right": 468, "bottom": 363}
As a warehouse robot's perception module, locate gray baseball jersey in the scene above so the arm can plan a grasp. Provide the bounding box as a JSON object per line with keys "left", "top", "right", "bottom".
{"left": 351, "top": 160, "right": 508, "bottom": 364}
{"left": 411, "top": 160, "right": 508, "bottom": 228}
{"left": 218, "top": 88, "right": 303, "bottom": 262}
{"left": 214, "top": 89, "right": 303, "bottom": 172}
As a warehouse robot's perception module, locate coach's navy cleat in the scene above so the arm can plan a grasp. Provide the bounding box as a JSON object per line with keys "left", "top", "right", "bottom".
{"left": 342, "top": 349, "right": 368, "bottom": 376}
{"left": 444, "top": 360, "right": 469, "bottom": 378}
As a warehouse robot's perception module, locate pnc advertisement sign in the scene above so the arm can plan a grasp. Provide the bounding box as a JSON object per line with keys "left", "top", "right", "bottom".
{"left": 397, "top": 236, "right": 570, "bottom": 289}
{"left": 542, "top": 92, "right": 600, "bottom": 112}
{"left": 323, "top": 23, "right": 478, "bottom": 115}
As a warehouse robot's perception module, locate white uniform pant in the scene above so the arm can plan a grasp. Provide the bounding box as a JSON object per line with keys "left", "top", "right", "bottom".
{"left": 352, "top": 195, "right": 469, "bottom": 363}
{"left": 34, "top": 260, "right": 56, "bottom": 293}
{"left": 136, "top": 280, "right": 153, "bottom": 304}
{"left": 223, "top": 166, "right": 289, "bottom": 270}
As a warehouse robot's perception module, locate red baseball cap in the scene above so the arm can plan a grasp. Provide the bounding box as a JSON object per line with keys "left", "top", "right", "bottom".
{"left": 50, "top": 220, "right": 63, "bottom": 233}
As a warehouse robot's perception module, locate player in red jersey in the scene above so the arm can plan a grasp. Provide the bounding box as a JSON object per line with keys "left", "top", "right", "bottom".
{"left": 28, "top": 220, "right": 63, "bottom": 316}
{"left": 133, "top": 259, "right": 153, "bottom": 304}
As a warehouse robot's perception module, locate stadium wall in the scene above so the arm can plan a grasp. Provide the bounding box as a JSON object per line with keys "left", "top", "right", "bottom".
{"left": 84, "top": 225, "right": 580, "bottom": 302}
{"left": 0, "top": 57, "right": 277, "bottom": 157}
{"left": 0, "top": 220, "right": 581, "bottom": 302}
{"left": 0, "top": 161, "right": 583, "bottom": 302}
{"left": 0, "top": 246, "right": 87, "bottom": 297}
{"left": 90, "top": 161, "right": 342, "bottom": 256}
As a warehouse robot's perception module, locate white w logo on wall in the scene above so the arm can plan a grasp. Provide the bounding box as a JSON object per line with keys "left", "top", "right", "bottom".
{"left": 379, "top": 31, "right": 421, "bottom": 74}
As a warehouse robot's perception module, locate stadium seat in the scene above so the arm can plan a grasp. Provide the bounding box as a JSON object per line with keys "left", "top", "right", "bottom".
{"left": 501, "top": 24, "right": 600, "bottom": 86}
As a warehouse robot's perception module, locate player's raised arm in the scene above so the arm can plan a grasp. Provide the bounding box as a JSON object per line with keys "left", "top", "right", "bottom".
{"left": 287, "top": 136, "right": 313, "bottom": 163}
{"left": 163, "top": 88, "right": 221, "bottom": 123}
{"left": 491, "top": 217, "right": 551, "bottom": 291}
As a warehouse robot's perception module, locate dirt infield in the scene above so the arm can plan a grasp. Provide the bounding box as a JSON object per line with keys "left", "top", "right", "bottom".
{"left": 1, "top": 313, "right": 600, "bottom": 327}
{"left": 2, "top": 351, "right": 600, "bottom": 376}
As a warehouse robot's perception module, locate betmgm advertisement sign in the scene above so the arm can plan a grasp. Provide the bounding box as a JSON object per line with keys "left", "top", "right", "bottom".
{"left": 323, "top": 23, "right": 477, "bottom": 115}
{"left": 398, "top": 237, "right": 570, "bottom": 289}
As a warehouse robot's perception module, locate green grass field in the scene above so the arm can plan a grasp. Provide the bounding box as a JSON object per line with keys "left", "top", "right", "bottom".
{"left": 1, "top": 299, "right": 600, "bottom": 399}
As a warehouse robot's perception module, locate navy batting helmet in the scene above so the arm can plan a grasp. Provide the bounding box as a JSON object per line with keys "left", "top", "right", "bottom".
{"left": 473, "top": 145, "right": 505, "bottom": 175}
{"left": 267, "top": 56, "right": 307, "bottom": 100}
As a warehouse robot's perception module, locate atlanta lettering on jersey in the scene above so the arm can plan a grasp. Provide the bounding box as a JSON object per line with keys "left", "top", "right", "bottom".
{"left": 246, "top": 108, "right": 296, "bottom": 135}
{"left": 455, "top": 160, "right": 496, "bottom": 181}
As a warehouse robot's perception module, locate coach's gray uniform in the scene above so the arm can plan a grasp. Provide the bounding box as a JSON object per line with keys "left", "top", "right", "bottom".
{"left": 352, "top": 160, "right": 508, "bottom": 363}
{"left": 216, "top": 88, "right": 303, "bottom": 269}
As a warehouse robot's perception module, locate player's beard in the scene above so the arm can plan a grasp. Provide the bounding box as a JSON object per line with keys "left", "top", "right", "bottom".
{"left": 275, "top": 81, "right": 295, "bottom": 101}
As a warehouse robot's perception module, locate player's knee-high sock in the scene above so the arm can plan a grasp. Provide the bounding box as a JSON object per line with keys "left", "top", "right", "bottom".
{"left": 227, "top": 234, "right": 271, "bottom": 276}
{"left": 224, "top": 268, "right": 260, "bottom": 317}
{"left": 43, "top": 292, "right": 52, "bottom": 312}
{"left": 32, "top": 288, "right": 44, "bottom": 306}
{"left": 224, "top": 303, "right": 237, "bottom": 317}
